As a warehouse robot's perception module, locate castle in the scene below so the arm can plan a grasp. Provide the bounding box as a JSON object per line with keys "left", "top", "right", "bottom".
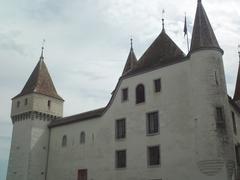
{"left": 6, "top": 0, "right": 240, "bottom": 180}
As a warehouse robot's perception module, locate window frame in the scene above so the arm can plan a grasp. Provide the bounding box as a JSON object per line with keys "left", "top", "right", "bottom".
{"left": 136, "top": 84, "right": 145, "bottom": 104}
{"left": 115, "top": 149, "right": 127, "bottom": 169}
{"left": 115, "top": 118, "right": 126, "bottom": 140}
{"left": 121, "top": 88, "right": 129, "bottom": 102}
{"left": 232, "top": 111, "right": 237, "bottom": 135}
{"left": 154, "top": 79, "right": 161, "bottom": 93}
{"left": 62, "top": 135, "right": 67, "bottom": 147}
{"left": 147, "top": 145, "right": 160, "bottom": 167}
{"left": 80, "top": 131, "right": 86, "bottom": 144}
{"left": 17, "top": 101, "right": 20, "bottom": 108}
{"left": 146, "top": 111, "right": 159, "bottom": 135}
{"left": 236, "top": 145, "right": 240, "bottom": 166}
{"left": 215, "top": 107, "right": 225, "bottom": 129}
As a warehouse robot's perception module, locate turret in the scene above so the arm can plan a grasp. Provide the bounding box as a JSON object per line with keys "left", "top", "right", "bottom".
{"left": 7, "top": 47, "right": 64, "bottom": 180}
{"left": 189, "top": 0, "right": 235, "bottom": 179}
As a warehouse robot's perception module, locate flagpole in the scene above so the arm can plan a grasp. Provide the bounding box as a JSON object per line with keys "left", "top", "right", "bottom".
{"left": 184, "top": 13, "right": 190, "bottom": 53}
{"left": 187, "top": 30, "right": 190, "bottom": 52}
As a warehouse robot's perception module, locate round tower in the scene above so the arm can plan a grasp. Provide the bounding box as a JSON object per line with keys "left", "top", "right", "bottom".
{"left": 189, "top": 1, "right": 235, "bottom": 180}
{"left": 6, "top": 47, "right": 64, "bottom": 180}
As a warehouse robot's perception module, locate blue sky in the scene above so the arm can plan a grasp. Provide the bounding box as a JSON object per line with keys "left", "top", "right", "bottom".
{"left": 0, "top": 0, "right": 240, "bottom": 179}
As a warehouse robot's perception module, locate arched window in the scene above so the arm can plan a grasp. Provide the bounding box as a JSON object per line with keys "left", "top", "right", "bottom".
{"left": 62, "top": 135, "right": 67, "bottom": 147}
{"left": 80, "top": 131, "right": 86, "bottom": 144}
{"left": 136, "top": 84, "right": 145, "bottom": 104}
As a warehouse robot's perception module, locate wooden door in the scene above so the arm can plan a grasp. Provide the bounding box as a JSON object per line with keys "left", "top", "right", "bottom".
{"left": 78, "top": 169, "right": 87, "bottom": 180}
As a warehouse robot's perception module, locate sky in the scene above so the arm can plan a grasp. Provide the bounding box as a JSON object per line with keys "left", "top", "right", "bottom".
{"left": 0, "top": 0, "right": 240, "bottom": 179}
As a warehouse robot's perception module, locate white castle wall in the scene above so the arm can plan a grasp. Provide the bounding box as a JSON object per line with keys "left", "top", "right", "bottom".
{"left": 7, "top": 93, "right": 63, "bottom": 180}
{"left": 46, "top": 49, "right": 235, "bottom": 180}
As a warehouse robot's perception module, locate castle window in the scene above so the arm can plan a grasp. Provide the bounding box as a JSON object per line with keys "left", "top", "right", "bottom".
{"left": 17, "top": 101, "right": 20, "bottom": 108}
{"left": 232, "top": 111, "right": 237, "bottom": 135}
{"left": 62, "top": 135, "right": 67, "bottom": 147}
{"left": 48, "top": 100, "right": 51, "bottom": 109}
{"left": 147, "top": 111, "right": 159, "bottom": 135}
{"left": 116, "top": 150, "right": 126, "bottom": 168}
{"left": 116, "top": 119, "right": 126, "bottom": 139}
{"left": 235, "top": 145, "right": 240, "bottom": 165}
{"left": 80, "top": 131, "right": 86, "bottom": 144}
{"left": 216, "top": 107, "right": 225, "bottom": 128}
{"left": 154, "top": 79, "right": 161, "bottom": 93}
{"left": 122, "top": 88, "right": 128, "bottom": 102}
{"left": 136, "top": 84, "right": 145, "bottom": 104}
{"left": 148, "top": 145, "right": 160, "bottom": 166}
{"left": 24, "top": 98, "right": 28, "bottom": 105}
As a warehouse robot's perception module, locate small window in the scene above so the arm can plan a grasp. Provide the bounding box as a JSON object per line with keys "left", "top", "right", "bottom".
{"left": 147, "top": 112, "right": 159, "bottom": 135}
{"left": 122, "top": 88, "right": 128, "bottom": 102}
{"left": 136, "top": 84, "right": 145, "bottom": 104}
{"left": 116, "top": 150, "right": 126, "bottom": 168}
{"left": 236, "top": 145, "right": 240, "bottom": 165}
{"left": 17, "top": 101, "right": 20, "bottom": 108}
{"left": 216, "top": 107, "right": 225, "bottom": 128}
{"left": 154, "top": 79, "right": 161, "bottom": 92}
{"left": 62, "top": 135, "right": 67, "bottom": 147}
{"left": 24, "top": 98, "right": 28, "bottom": 105}
{"left": 80, "top": 131, "right": 86, "bottom": 144}
{"left": 232, "top": 111, "right": 237, "bottom": 135}
{"left": 48, "top": 100, "right": 51, "bottom": 108}
{"left": 148, "top": 145, "right": 160, "bottom": 166}
{"left": 116, "top": 119, "right": 126, "bottom": 139}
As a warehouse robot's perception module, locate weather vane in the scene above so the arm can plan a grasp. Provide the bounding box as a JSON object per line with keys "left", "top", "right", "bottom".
{"left": 40, "top": 39, "right": 46, "bottom": 59}
{"left": 162, "top": 9, "right": 165, "bottom": 30}
{"left": 130, "top": 36, "right": 133, "bottom": 49}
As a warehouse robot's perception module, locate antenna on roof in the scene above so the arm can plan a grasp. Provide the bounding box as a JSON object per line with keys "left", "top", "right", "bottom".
{"left": 40, "top": 39, "right": 45, "bottom": 60}
{"left": 162, "top": 9, "right": 165, "bottom": 31}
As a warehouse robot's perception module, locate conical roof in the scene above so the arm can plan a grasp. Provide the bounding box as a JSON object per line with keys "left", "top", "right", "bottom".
{"left": 234, "top": 54, "right": 240, "bottom": 102}
{"left": 127, "top": 30, "right": 184, "bottom": 75}
{"left": 13, "top": 56, "right": 63, "bottom": 100}
{"left": 122, "top": 47, "right": 137, "bottom": 75}
{"left": 190, "top": 0, "right": 222, "bottom": 53}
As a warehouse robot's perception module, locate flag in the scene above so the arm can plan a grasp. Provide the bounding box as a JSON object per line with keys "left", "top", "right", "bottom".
{"left": 184, "top": 15, "right": 187, "bottom": 37}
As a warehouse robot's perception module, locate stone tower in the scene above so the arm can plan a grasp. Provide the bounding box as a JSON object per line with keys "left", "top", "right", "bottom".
{"left": 7, "top": 48, "right": 64, "bottom": 180}
{"left": 189, "top": 0, "right": 235, "bottom": 179}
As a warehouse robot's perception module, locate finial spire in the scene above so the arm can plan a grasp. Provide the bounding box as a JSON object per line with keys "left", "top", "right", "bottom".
{"left": 40, "top": 39, "right": 45, "bottom": 60}
{"left": 130, "top": 37, "right": 133, "bottom": 50}
{"left": 162, "top": 9, "right": 165, "bottom": 31}
{"left": 198, "top": 0, "right": 201, "bottom": 3}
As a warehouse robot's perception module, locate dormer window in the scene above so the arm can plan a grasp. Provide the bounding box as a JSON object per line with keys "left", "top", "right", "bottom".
{"left": 17, "top": 101, "right": 20, "bottom": 108}
{"left": 48, "top": 100, "right": 51, "bottom": 109}
{"left": 24, "top": 98, "right": 28, "bottom": 105}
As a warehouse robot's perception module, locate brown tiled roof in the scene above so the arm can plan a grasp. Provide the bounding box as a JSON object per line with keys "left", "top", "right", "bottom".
{"left": 122, "top": 47, "right": 137, "bottom": 75}
{"left": 124, "top": 30, "right": 185, "bottom": 76}
{"left": 13, "top": 57, "right": 63, "bottom": 100}
{"left": 49, "top": 107, "right": 105, "bottom": 128}
{"left": 190, "top": 0, "right": 222, "bottom": 53}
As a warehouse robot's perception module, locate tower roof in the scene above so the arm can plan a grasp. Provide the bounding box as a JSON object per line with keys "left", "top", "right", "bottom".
{"left": 122, "top": 39, "right": 137, "bottom": 75}
{"left": 126, "top": 30, "right": 184, "bottom": 75}
{"left": 234, "top": 47, "right": 240, "bottom": 102}
{"left": 13, "top": 50, "right": 63, "bottom": 100}
{"left": 190, "top": 0, "right": 222, "bottom": 53}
